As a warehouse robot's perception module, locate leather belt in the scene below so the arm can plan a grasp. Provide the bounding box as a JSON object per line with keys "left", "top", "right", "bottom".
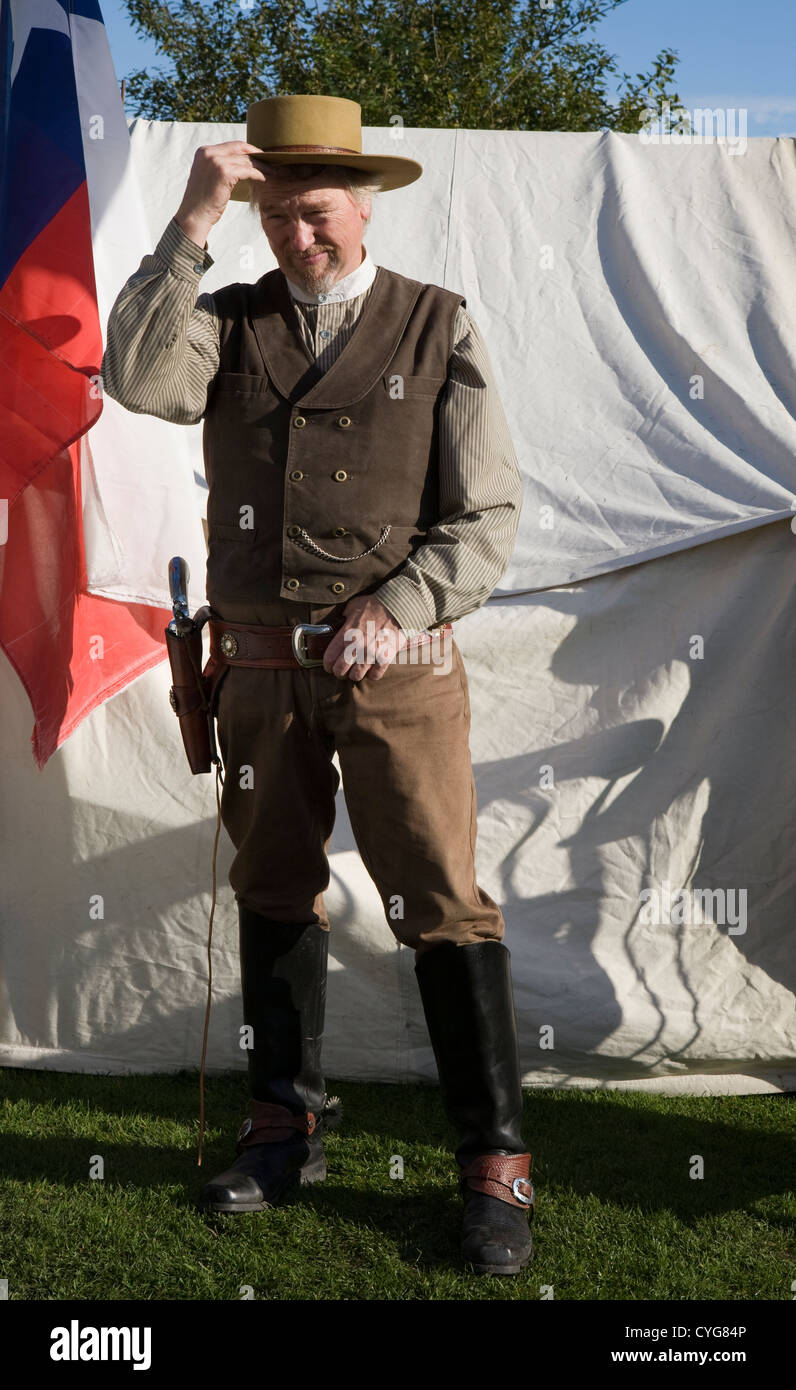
{"left": 209, "top": 617, "right": 452, "bottom": 670}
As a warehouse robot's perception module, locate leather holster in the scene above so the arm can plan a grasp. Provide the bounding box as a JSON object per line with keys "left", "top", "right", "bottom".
{"left": 165, "top": 606, "right": 228, "bottom": 774}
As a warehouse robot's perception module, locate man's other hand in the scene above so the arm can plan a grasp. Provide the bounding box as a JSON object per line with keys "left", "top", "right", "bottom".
{"left": 322, "top": 595, "right": 408, "bottom": 681}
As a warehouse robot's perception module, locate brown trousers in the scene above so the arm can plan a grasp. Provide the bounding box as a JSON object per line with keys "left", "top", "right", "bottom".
{"left": 214, "top": 600, "right": 504, "bottom": 957}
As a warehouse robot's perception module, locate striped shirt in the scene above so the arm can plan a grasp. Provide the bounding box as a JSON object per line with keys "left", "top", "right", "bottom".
{"left": 101, "top": 216, "right": 522, "bottom": 632}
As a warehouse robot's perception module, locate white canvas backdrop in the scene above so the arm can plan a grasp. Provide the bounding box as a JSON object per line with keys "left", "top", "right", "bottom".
{"left": 105, "top": 122, "right": 796, "bottom": 596}
{"left": 2, "top": 123, "right": 795, "bottom": 1093}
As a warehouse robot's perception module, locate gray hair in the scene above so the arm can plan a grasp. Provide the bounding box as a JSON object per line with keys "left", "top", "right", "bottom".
{"left": 248, "top": 162, "right": 382, "bottom": 228}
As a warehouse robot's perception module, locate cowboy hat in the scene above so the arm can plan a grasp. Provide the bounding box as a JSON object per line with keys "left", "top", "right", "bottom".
{"left": 229, "top": 93, "right": 423, "bottom": 201}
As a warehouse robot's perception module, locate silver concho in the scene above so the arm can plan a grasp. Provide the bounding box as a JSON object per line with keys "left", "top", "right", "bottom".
{"left": 220, "top": 631, "right": 239, "bottom": 658}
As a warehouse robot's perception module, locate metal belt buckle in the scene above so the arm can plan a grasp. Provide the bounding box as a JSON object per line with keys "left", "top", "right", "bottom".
{"left": 512, "top": 1176, "right": 534, "bottom": 1206}
{"left": 291, "top": 622, "right": 333, "bottom": 668}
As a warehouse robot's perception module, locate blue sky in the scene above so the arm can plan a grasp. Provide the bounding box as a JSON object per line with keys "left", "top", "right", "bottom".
{"left": 102, "top": 0, "right": 796, "bottom": 137}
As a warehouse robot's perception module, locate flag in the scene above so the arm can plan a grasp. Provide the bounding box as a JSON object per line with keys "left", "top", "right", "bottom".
{"left": 0, "top": 0, "right": 205, "bottom": 768}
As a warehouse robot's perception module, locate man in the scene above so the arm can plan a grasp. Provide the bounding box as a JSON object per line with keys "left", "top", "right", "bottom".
{"left": 102, "top": 94, "right": 533, "bottom": 1276}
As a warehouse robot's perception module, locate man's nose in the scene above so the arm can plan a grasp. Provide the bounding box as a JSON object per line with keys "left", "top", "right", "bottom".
{"left": 288, "top": 221, "right": 319, "bottom": 252}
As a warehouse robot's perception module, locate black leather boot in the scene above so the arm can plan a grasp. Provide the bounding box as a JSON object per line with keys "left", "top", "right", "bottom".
{"left": 197, "top": 907, "right": 341, "bottom": 1214}
{"left": 415, "top": 940, "right": 535, "bottom": 1275}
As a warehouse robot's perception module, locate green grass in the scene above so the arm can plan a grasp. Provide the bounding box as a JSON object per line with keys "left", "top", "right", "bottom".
{"left": 0, "top": 1070, "right": 793, "bottom": 1300}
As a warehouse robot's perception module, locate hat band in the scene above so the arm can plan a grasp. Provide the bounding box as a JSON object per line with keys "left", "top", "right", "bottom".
{"left": 261, "top": 143, "right": 361, "bottom": 155}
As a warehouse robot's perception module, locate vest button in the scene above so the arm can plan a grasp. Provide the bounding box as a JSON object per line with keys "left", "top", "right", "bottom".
{"left": 287, "top": 525, "right": 301, "bottom": 537}
{"left": 333, "top": 527, "right": 347, "bottom": 537}
{"left": 337, "top": 416, "right": 351, "bottom": 428}
{"left": 289, "top": 470, "right": 304, "bottom": 481}
{"left": 334, "top": 470, "right": 348, "bottom": 482}
{"left": 331, "top": 582, "right": 345, "bottom": 594}
{"left": 285, "top": 578, "right": 300, "bottom": 590}
{"left": 294, "top": 416, "right": 307, "bottom": 428}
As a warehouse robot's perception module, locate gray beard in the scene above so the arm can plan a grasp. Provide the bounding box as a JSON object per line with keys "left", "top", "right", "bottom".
{"left": 291, "top": 254, "right": 338, "bottom": 295}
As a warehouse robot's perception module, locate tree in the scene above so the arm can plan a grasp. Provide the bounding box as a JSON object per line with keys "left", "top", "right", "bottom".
{"left": 122, "top": 0, "right": 686, "bottom": 134}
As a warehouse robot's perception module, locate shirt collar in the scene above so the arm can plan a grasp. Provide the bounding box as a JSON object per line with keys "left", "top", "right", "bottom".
{"left": 284, "top": 245, "right": 377, "bottom": 305}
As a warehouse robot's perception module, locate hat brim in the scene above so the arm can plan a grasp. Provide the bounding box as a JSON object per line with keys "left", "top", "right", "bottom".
{"left": 229, "top": 151, "right": 423, "bottom": 202}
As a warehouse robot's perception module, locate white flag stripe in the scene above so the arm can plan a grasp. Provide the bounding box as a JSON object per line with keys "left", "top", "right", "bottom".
{"left": 73, "top": 10, "right": 205, "bottom": 609}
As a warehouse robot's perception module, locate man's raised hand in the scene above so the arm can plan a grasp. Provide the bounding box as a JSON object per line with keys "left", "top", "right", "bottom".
{"left": 174, "top": 141, "right": 270, "bottom": 249}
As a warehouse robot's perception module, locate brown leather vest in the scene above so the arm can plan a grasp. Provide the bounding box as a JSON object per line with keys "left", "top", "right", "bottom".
{"left": 202, "top": 264, "right": 465, "bottom": 618}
